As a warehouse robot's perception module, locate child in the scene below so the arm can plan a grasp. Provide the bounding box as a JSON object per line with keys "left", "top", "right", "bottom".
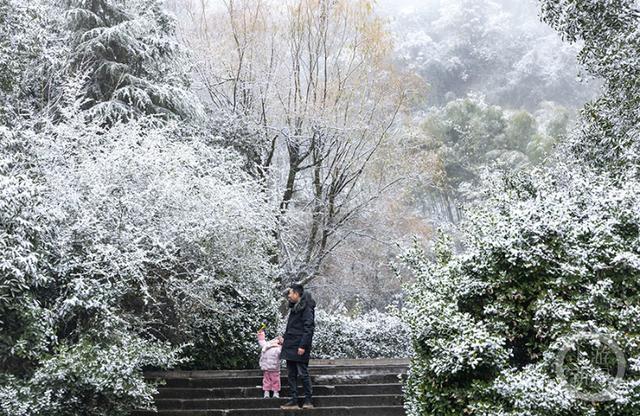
{"left": 257, "top": 329, "right": 283, "bottom": 399}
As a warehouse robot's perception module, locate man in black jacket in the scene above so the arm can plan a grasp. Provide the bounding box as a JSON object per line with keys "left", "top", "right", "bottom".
{"left": 280, "top": 283, "right": 316, "bottom": 409}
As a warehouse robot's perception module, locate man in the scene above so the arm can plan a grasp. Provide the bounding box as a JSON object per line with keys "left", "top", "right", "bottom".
{"left": 280, "top": 283, "right": 316, "bottom": 409}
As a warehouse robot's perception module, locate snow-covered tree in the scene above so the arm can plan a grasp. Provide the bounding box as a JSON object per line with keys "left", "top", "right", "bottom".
{"left": 0, "top": 0, "right": 280, "bottom": 407}
{"left": 401, "top": 165, "right": 640, "bottom": 415}
{"left": 0, "top": 0, "right": 66, "bottom": 124}
{"left": 405, "top": 96, "right": 568, "bottom": 224}
{"left": 390, "top": 0, "right": 597, "bottom": 110}
{"left": 540, "top": 0, "right": 640, "bottom": 176}
{"left": 1, "top": 85, "right": 281, "bottom": 413}
{"left": 63, "top": 0, "right": 202, "bottom": 123}
{"left": 1, "top": 118, "right": 186, "bottom": 416}
{"left": 179, "top": 0, "right": 408, "bottom": 286}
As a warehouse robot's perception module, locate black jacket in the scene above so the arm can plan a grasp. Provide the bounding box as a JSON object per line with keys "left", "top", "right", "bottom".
{"left": 282, "top": 291, "right": 316, "bottom": 362}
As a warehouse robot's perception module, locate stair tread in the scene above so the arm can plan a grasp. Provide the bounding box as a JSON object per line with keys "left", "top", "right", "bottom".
{"left": 158, "top": 382, "right": 402, "bottom": 389}
{"left": 133, "top": 405, "right": 406, "bottom": 414}
{"left": 145, "top": 359, "right": 408, "bottom": 375}
{"left": 137, "top": 360, "right": 407, "bottom": 415}
{"left": 156, "top": 394, "right": 402, "bottom": 400}
{"left": 146, "top": 369, "right": 407, "bottom": 380}
{"left": 156, "top": 371, "right": 406, "bottom": 378}
{"left": 140, "top": 405, "right": 406, "bottom": 409}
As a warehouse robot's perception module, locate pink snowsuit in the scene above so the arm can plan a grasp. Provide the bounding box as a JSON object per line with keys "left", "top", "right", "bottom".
{"left": 257, "top": 331, "right": 282, "bottom": 392}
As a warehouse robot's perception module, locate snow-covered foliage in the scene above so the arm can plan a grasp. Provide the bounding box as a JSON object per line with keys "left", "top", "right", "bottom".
{"left": 540, "top": 0, "right": 640, "bottom": 175}
{"left": 51, "top": 84, "right": 280, "bottom": 356}
{"left": 404, "top": 96, "right": 569, "bottom": 225}
{"left": 63, "top": 0, "right": 203, "bottom": 123}
{"left": 400, "top": 2, "right": 640, "bottom": 412}
{"left": 401, "top": 165, "right": 640, "bottom": 415}
{"left": 0, "top": 0, "right": 281, "bottom": 412}
{"left": 0, "top": 333, "right": 183, "bottom": 416}
{"left": 310, "top": 307, "right": 411, "bottom": 359}
{"left": 0, "top": 0, "right": 66, "bottom": 124}
{"left": 1, "top": 87, "right": 281, "bottom": 412}
{"left": 1, "top": 120, "right": 186, "bottom": 415}
{"left": 422, "top": 96, "right": 568, "bottom": 178}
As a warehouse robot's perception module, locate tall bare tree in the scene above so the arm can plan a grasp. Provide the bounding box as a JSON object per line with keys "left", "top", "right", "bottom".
{"left": 177, "top": 0, "right": 408, "bottom": 285}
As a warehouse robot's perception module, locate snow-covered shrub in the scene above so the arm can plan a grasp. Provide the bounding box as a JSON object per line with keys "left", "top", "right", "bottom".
{"left": 400, "top": 165, "right": 640, "bottom": 415}
{"left": 0, "top": 95, "right": 280, "bottom": 414}
{"left": 1, "top": 123, "right": 188, "bottom": 416}
{"left": 1, "top": 1, "right": 279, "bottom": 414}
{"left": 38, "top": 98, "right": 280, "bottom": 369}
{"left": 0, "top": 333, "right": 183, "bottom": 416}
{"left": 310, "top": 307, "right": 411, "bottom": 359}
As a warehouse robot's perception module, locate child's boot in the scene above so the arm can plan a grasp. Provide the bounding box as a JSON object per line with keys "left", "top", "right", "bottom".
{"left": 263, "top": 391, "right": 270, "bottom": 399}
{"left": 273, "top": 391, "right": 280, "bottom": 399}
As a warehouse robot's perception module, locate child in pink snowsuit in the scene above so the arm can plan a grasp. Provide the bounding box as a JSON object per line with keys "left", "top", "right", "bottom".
{"left": 257, "top": 330, "right": 283, "bottom": 398}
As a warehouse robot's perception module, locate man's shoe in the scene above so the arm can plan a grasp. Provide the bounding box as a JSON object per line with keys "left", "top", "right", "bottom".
{"left": 302, "top": 400, "right": 314, "bottom": 409}
{"left": 280, "top": 399, "right": 299, "bottom": 409}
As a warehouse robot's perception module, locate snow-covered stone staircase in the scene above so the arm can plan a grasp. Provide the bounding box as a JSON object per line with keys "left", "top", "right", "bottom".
{"left": 132, "top": 358, "right": 408, "bottom": 415}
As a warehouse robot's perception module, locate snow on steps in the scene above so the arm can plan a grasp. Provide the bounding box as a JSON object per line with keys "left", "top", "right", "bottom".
{"left": 132, "top": 358, "right": 409, "bottom": 416}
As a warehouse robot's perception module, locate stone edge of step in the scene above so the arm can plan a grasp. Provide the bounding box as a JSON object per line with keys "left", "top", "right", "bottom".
{"left": 156, "top": 382, "right": 405, "bottom": 390}
{"left": 132, "top": 404, "right": 406, "bottom": 414}
{"left": 153, "top": 393, "right": 404, "bottom": 401}
{"left": 144, "top": 359, "right": 409, "bottom": 379}
{"left": 145, "top": 366, "right": 409, "bottom": 380}
{"left": 153, "top": 372, "right": 408, "bottom": 385}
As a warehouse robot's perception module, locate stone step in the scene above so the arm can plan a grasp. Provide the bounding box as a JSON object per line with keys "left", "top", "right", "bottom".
{"left": 132, "top": 405, "right": 405, "bottom": 416}
{"left": 158, "top": 373, "right": 406, "bottom": 388}
{"left": 146, "top": 364, "right": 409, "bottom": 380}
{"left": 308, "top": 358, "right": 409, "bottom": 366}
{"left": 156, "top": 383, "right": 403, "bottom": 399}
{"left": 137, "top": 360, "right": 408, "bottom": 415}
{"left": 155, "top": 394, "right": 403, "bottom": 409}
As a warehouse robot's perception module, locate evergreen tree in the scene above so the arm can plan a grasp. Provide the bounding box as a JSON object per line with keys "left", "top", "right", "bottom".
{"left": 64, "top": 0, "right": 202, "bottom": 123}
{"left": 540, "top": 0, "right": 640, "bottom": 176}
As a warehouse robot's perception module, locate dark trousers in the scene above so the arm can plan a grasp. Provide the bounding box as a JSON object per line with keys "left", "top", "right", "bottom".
{"left": 286, "top": 360, "right": 312, "bottom": 401}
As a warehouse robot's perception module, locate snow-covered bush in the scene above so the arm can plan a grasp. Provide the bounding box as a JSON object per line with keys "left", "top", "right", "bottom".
{"left": 1, "top": 122, "right": 188, "bottom": 416}
{"left": 310, "top": 308, "right": 411, "bottom": 359}
{"left": 0, "top": 94, "right": 280, "bottom": 414}
{"left": 0, "top": 333, "right": 183, "bottom": 416}
{"left": 39, "top": 94, "right": 281, "bottom": 367}
{"left": 401, "top": 166, "right": 640, "bottom": 415}
{"left": 1, "top": 0, "right": 279, "bottom": 414}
